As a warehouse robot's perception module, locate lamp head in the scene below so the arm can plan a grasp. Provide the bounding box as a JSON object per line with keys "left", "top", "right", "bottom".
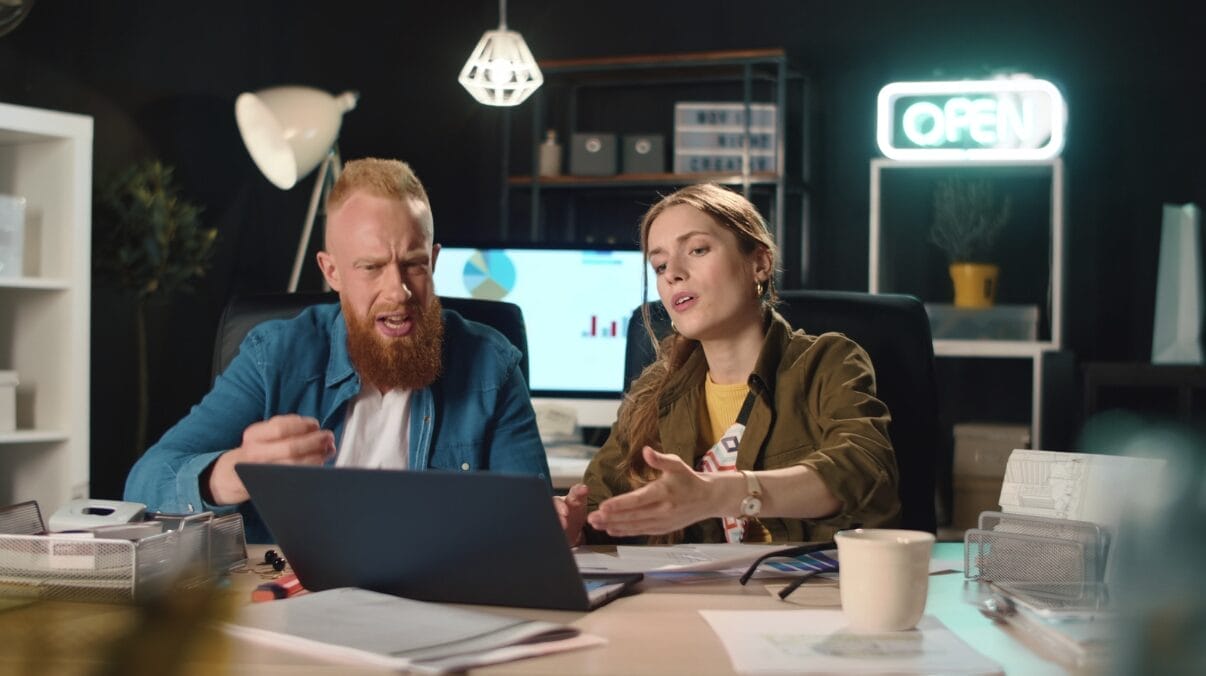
{"left": 458, "top": 29, "right": 542, "bottom": 107}
{"left": 236, "top": 87, "right": 358, "bottom": 189}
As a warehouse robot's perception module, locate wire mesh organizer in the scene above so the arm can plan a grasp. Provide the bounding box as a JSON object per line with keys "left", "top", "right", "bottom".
{"left": 0, "top": 501, "right": 248, "bottom": 603}
{"left": 965, "top": 511, "right": 1109, "bottom": 584}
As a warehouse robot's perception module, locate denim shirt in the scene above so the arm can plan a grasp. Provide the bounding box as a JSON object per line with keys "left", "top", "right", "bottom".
{"left": 124, "top": 303, "right": 550, "bottom": 542}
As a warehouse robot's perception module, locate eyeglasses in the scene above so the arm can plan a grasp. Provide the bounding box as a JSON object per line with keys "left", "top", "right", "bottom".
{"left": 738, "top": 540, "right": 837, "bottom": 600}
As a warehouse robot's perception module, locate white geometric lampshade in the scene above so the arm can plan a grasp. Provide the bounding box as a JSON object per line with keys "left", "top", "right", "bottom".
{"left": 235, "top": 86, "right": 358, "bottom": 189}
{"left": 458, "top": 29, "right": 543, "bottom": 107}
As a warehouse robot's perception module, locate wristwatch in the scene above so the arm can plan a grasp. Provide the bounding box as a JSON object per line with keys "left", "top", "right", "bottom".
{"left": 738, "top": 470, "right": 763, "bottom": 517}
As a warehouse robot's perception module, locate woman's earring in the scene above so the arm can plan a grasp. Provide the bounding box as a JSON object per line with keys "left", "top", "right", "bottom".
{"left": 755, "top": 280, "right": 766, "bottom": 298}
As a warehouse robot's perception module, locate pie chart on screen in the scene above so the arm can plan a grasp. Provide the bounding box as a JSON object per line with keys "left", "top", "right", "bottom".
{"left": 462, "top": 250, "right": 516, "bottom": 300}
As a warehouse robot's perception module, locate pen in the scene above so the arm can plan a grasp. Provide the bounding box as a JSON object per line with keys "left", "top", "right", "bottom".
{"left": 980, "top": 593, "right": 1105, "bottom": 669}
{"left": 252, "top": 573, "right": 305, "bottom": 602}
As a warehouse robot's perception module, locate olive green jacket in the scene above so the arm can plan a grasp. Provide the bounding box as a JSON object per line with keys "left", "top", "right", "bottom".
{"left": 584, "top": 310, "right": 901, "bottom": 543}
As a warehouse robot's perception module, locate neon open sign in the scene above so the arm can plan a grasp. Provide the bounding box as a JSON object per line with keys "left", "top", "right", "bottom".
{"left": 877, "top": 79, "right": 1066, "bottom": 161}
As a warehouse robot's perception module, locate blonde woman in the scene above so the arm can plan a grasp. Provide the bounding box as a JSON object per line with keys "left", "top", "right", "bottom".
{"left": 558, "top": 184, "right": 900, "bottom": 544}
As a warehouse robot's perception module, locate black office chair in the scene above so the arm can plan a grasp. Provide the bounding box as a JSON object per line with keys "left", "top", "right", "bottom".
{"left": 624, "top": 290, "right": 940, "bottom": 533}
{"left": 211, "top": 292, "right": 530, "bottom": 384}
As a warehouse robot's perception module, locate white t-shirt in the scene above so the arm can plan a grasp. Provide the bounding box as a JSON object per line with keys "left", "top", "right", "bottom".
{"left": 334, "top": 386, "right": 412, "bottom": 469}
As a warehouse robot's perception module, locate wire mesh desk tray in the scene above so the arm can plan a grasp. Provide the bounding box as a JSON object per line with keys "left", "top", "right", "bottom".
{"left": 0, "top": 501, "right": 247, "bottom": 603}
{"left": 964, "top": 511, "right": 1109, "bottom": 584}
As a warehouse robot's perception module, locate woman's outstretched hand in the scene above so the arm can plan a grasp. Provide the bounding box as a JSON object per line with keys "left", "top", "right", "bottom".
{"left": 587, "top": 446, "right": 724, "bottom": 537}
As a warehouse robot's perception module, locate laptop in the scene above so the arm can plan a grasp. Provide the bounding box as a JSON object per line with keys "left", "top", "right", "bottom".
{"left": 236, "top": 464, "right": 641, "bottom": 611}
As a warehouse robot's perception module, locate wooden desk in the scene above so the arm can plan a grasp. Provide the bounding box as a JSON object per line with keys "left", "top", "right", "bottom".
{"left": 0, "top": 544, "right": 1071, "bottom": 674}
{"left": 478, "top": 543, "right": 1069, "bottom": 675}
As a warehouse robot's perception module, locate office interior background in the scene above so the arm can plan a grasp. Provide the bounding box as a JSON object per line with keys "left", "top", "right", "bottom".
{"left": 1, "top": 0, "right": 1202, "bottom": 504}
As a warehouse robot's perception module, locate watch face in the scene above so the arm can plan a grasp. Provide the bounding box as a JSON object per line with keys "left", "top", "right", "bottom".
{"left": 741, "top": 495, "right": 762, "bottom": 517}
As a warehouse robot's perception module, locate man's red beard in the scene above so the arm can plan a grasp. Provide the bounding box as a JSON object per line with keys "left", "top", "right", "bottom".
{"left": 343, "top": 296, "right": 445, "bottom": 391}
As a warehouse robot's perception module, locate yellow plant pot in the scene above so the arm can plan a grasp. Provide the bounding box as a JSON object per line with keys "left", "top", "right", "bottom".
{"left": 949, "top": 263, "right": 999, "bottom": 308}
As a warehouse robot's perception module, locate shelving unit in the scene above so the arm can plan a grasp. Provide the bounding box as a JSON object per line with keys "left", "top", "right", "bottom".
{"left": 869, "top": 157, "right": 1065, "bottom": 446}
{"left": 501, "top": 48, "right": 814, "bottom": 287}
{"left": 0, "top": 102, "right": 93, "bottom": 511}
{"left": 507, "top": 171, "right": 780, "bottom": 189}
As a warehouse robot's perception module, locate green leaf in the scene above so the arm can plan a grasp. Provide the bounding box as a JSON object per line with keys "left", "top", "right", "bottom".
{"left": 92, "top": 159, "right": 219, "bottom": 298}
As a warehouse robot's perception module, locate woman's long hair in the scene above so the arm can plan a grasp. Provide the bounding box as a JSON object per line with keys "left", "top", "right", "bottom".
{"left": 617, "top": 184, "right": 780, "bottom": 487}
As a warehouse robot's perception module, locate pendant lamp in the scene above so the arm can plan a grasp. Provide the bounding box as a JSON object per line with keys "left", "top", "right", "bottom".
{"left": 458, "top": 0, "right": 542, "bottom": 107}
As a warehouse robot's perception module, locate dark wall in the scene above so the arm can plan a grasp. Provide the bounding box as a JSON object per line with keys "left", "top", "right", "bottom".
{"left": 1, "top": 1, "right": 1202, "bottom": 498}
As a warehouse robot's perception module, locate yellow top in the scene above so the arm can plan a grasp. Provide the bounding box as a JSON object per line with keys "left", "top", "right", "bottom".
{"left": 701, "top": 375, "right": 750, "bottom": 447}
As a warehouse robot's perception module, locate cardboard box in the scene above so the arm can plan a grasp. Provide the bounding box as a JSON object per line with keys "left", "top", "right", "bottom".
{"left": 621, "top": 134, "right": 665, "bottom": 174}
{"left": 950, "top": 422, "right": 1029, "bottom": 530}
{"left": 952, "top": 475, "right": 1003, "bottom": 530}
{"left": 953, "top": 422, "right": 1030, "bottom": 478}
{"left": 0, "top": 370, "right": 17, "bottom": 432}
{"left": 569, "top": 133, "right": 617, "bottom": 176}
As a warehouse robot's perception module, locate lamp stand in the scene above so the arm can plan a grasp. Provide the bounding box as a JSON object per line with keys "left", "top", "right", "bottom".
{"left": 288, "top": 147, "right": 342, "bottom": 292}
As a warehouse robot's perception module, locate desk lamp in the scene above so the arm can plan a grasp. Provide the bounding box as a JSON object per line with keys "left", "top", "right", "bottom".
{"left": 235, "top": 86, "right": 358, "bottom": 291}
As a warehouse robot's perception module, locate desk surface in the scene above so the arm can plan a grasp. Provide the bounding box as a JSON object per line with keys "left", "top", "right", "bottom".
{"left": 0, "top": 543, "right": 1074, "bottom": 674}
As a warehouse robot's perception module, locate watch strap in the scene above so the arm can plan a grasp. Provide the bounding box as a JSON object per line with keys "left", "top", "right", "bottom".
{"left": 741, "top": 470, "right": 762, "bottom": 498}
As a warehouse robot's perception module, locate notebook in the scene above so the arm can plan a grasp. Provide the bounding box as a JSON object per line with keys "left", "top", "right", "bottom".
{"left": 235, "top": 464, "right": 641, "bottom": 611}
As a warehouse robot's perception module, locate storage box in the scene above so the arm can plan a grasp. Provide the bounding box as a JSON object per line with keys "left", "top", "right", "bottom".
{"left": 925, "top": 303, "right": 1040, "bottom": 341}
{"left": 952, "top": 476, "right": 1003, "bottom": 531}
{"left": 951, "top": 422, "right": 1030, "bottom": 530}
{"left": 0, "top": 501, "right": 248, "bottom": 603}
{"left": 569, "top": 133, "right": 617, "bottom": 176}
{"left": 953, "top": 422, "right": 1030, "bottom": 478}
{"left": 621, "top": 134, "right": 665, "bottom": 174}
{"left": 0, "top": 195, "right": 26, "bottom": 278}
{"left": 0, "top": 370, "right": 16, "bottom": 432}
{"left": 673, "top": 102, "right": 777, "bottom": 174}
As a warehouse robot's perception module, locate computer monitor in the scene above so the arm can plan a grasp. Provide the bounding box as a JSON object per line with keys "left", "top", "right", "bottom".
{"left": 432, "top": 245, "right": 657, "bottom": 427}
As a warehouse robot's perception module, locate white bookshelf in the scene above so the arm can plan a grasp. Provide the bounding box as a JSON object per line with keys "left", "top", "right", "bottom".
{"left": 0, "top": 102, "right": 93, "bottom": 512}
{"left": 869, "top": 157, "right": 1065, "bottom": 446}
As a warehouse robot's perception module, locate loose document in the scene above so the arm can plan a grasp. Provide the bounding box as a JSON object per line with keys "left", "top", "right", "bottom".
{"left": 700, "top": 611, "right": 1002, "bottom": 674}
{"left": 575, "top": 543, "right": 818, "bottom": 575}
{"left": 575, "top": 543, "right": 956, "bottom": 576}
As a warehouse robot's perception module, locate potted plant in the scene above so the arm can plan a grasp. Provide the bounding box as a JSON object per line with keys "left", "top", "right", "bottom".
{"left": 930, "top": 176, "right": 1012, "bottom": 308}
{"left": 93, "top": 160, "right": 218, "bottom": 456}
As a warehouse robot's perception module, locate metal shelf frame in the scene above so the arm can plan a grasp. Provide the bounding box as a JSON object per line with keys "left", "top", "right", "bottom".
{"left": 500, "top": 48, "right": 814, "bottom": 286}
{"left": 869, "top": 157, "right": 1067, "bottom": 446}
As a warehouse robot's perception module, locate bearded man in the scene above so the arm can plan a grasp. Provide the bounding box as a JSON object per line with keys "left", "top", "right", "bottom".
{"left": 125, "top": 158, "right": 549, "bottom": 542}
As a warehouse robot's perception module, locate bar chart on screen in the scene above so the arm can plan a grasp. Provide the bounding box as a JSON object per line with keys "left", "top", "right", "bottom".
{"left": 582, "top": 314, "right": 629, "bottom": 338}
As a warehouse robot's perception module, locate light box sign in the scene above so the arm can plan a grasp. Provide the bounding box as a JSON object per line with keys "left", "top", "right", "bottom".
{"left": 877, "top": 79, "right": 1066, "bottom": 161}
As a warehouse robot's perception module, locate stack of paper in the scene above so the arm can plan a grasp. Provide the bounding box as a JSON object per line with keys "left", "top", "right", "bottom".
{"left": 225, "top": 587, "right": 602, "bottom": 672}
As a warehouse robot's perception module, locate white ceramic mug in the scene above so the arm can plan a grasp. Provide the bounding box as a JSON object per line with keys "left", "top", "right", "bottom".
{"left": 835, "top": 528, "right": 936, "bottom": 632}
